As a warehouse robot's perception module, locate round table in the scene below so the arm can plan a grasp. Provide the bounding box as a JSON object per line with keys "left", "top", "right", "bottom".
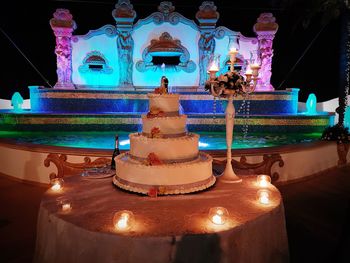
{"left": 34, "top": 174, "right": 289, "bottom": 263}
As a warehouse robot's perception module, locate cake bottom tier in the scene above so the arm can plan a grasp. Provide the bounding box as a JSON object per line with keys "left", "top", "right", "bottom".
{"left": 113, "top": 152, "right": 216, "bottom": 195}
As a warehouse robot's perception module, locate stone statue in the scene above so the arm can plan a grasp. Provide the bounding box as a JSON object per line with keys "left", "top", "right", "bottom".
{"left": 113, "top": 0, "right": 136, "bottom": 88}
{"left": 199, "top": 31, "right": 216, "bottom": 86}
{"left": 253, "top": 13, "right": 279, "bottom": 91}
{"left": 196, "top": 2, "right": 219, "bottom": 88}
{"left": 117, "top": 31, "right": 134, "bottom": 87}
{"left": 50, "top": 9, "right": 76, "bottom": 89}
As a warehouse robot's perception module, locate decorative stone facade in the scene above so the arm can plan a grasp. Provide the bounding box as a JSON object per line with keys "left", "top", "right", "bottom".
{"left": 50, "top": 1, "right": 278, "bottom": 91}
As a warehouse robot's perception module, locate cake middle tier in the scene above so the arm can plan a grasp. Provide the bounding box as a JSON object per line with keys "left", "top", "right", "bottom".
{"left": 129, "top": 133, "right": 199, "bottom": 162}
{"left": 141, "top": 115, "right": 187, "bottom": 136}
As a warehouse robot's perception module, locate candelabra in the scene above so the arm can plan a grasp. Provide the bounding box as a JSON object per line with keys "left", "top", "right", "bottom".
{"left": 208, "top": 52, "right": 260, "bottom": 183}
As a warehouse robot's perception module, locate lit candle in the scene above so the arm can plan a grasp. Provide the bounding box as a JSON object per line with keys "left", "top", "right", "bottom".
{"left": 257, "top": 189, "right": 271, "bottom": 205}
{"left": 229, "top": 48, "right": 238, "bottom": 73}
{"left": 209, "top": 207, "right": 229, "bottom": 225}
{"left": 245, "top": 69, "right": 253, "bottom": 82}
{"left": 256, "top": 175, "right": 271, "bottom": 188}
{"left": 113, "top": 210, "right": 134, "bottom": 231}
{"left": 229, "top": 47, "right": 238, "bottom": 55}
{"left": 212, "top": 214, "right": 223, "bottom": 225}
{"left": 250, "top": 63, "right": 260, "bottom": 70}
{"left": 250, "top": 63, "right": 261, "bottom": 77}
{"left": 117, "top": 214, "right": 128, "bottom": 229}
{"left": 62, "top": 202, "right": 72, "bottom": 212}
{"left": 208, "top": 62, "right": 219, "bottom": 80}
{"left": 50, "top": 178, "right": 64, "bottom": 192}
{"left": 51, "top": 183, "right": 61, "bottom": 191}
{"left": 209, "top": 62, "right": 219, "bottom": 72}
{"left": 245, "top": 69, "right": 253, "bottom": 75}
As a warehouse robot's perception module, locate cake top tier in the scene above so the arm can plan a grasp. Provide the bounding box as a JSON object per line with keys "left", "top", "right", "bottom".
{"left": 148, "top": 93, "right": 180, "bottom": 114}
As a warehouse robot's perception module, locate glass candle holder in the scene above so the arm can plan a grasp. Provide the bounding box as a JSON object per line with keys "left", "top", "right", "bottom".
{"left": 56, "top": 197, "right": 72, "bottom": 212}
{"left": 257, "top": 189, "right": 272, "bottom": 205}
{"left": 208, "top": 207, "right": 229, "bottom": 225}
{"left": 113, "top": 210, "right": 135, "bottom": 231}
{"left": 256, "top": 175, "right": 272, "bottom": 188}
{"left": 50, "top": 177, "right": 64, "bottom": 191}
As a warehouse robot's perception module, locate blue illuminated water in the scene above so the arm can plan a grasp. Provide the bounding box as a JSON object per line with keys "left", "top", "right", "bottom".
{"left": 0, "top": 131, "right": 321, "bottom": 150}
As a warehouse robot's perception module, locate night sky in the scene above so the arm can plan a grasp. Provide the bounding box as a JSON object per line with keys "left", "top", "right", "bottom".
{"left": 0, "top": 0, "right": 343, "bottom": 102}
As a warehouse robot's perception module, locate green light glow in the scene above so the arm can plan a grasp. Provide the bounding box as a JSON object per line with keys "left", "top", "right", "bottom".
{"left": 0, "top": 131, "right": 322, "bottom": 150}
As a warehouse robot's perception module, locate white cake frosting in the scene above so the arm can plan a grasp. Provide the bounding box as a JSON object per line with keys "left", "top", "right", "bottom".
{"left": 148, "top": 93, "right": 179, "bottom": 114}
{"left": 141, "top": 115, "right": 187, "bottom": 136}
{"left": 113, "top": 92, "right": 215, "bottom": 195}
{"left": 129, "top": 133, "right": 199, "bottom": 161}
{"left": 113, "top": 153, "right": 215, "bottom": 195}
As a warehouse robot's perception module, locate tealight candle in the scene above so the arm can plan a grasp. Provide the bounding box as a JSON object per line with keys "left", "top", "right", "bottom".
{"left": 208, "top": 207, "right": 229, "bottom": 225}
{"left": 56, "top": 197, "right": 72, "bottom": 212}
{"left": 256, "top": 175, "right": 271, "bottom": 188}
{"left": 257, "top": 189, "right": 272, "bottom": 205}
{"left": 113, "top": 210, "right": 135, "bottom": 231}
{"left": 62, "top": 202, "right": 72, "bottom": 212}
{"left": 50, "top": 178, "right": 64, "bottom": 191}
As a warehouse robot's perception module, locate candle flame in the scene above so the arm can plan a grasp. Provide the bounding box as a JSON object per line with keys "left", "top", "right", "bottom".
{"left": 209, "top": 63, "right": 219, "bottom": 72}
{"left": 62, "top": 203, "right": 71, "bottom": 211}
{"left": 212, "top": 214, "right": 223, "bottom": 225}
{"left": 259, "top": 192, "right": 270, "bottom": 204}
{"left": 116, "top": 213, "right": 129, "bottom": 229}
{"left": 230, "top": 47, "right": 237, "bottom": 53}
{"left": 245, "top": 69, "right": 253, "bottom": 75}
{"left": 51, "top": 183, "right": 61, "bottom": 191}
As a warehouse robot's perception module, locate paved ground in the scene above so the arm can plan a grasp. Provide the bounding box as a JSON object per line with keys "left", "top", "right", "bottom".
{"left": 0, "top": 165, "right": 350, "bottom": 263}
{"left": 277, "top": 165, "right": 350, "bottom": 263}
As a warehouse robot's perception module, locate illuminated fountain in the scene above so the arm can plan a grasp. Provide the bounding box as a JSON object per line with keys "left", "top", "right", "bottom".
{"left": 305, "top": 93, "right": 317, "bottom": 115}
{"left": 0, "top": 1, "right": 343, "bottom": 186}
{"left": 0, "top": 1, "right": 332, "bottom": 135}
{"left": 11, "top": 92, "right": 24, "bottom": 112}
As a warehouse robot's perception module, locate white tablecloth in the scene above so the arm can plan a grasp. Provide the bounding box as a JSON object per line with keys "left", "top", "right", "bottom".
{"left": 34, "top": 175, "right": 289, "bottom": 263}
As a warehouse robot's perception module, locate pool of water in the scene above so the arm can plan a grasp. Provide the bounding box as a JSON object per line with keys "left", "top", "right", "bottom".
{"left": 0, "top": 131, "right": 322, "bottom": 150}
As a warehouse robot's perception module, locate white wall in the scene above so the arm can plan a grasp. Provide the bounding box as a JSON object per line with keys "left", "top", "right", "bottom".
{"left": 72, "top": 34, "right": 119, "bottom": 87}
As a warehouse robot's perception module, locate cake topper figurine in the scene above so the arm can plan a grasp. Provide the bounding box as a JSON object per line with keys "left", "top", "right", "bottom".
{"left": 154, "top": 75, "right": 169, "bottom": 94}
{"left": 161, "top": 75, "right": 169, "bottom": 93}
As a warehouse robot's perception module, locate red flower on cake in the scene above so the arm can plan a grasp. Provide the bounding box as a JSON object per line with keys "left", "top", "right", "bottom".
{"left": 146, "top": 107, "right": 165, "bottom": 118}
{"left": 150, "top": 127, "right": 162, "bottom": 138}
{"left": 148, "top": 152, "right": 163, "bottom": 165}
{"left": 148, "top": 187, "right": 158, "bottom": 197}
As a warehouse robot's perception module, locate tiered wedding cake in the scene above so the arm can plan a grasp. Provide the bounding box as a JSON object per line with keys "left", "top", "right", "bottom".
{"left": 112, "top": 92, "right": 216, "bottom": 195}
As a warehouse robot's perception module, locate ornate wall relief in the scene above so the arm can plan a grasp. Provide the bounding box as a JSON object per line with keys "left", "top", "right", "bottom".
{"left": 136, "top": 32, "right": 196, "bottom": 73}
{"left": 78, "top": 51, "right": 113, "bottom": 74}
